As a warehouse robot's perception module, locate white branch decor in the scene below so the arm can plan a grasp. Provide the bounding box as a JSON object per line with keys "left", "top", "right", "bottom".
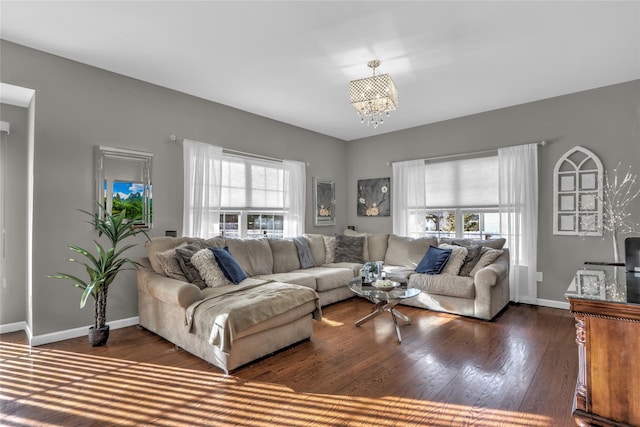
{"left": 599, "top": 163, "right": 640, "bottom": 262}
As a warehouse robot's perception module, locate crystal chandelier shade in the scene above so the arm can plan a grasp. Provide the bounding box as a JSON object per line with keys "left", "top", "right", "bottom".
{"left": 349, "top": 60, "right": 398, "bottom": 128}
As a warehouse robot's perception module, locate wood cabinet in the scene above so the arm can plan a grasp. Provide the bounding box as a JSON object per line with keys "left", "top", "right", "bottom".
{"left": 567, "top": 267, "right": 640, "bottom": 426}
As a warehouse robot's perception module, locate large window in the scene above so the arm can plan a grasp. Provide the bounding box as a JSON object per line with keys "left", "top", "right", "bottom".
{"left": 219, "top": 155, "right": 285, "bottom": 238}
{"left": 423, "top": 155, "right": 500, "bottom": 240}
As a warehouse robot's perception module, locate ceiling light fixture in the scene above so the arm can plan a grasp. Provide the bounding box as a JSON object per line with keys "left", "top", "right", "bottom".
{"left": 349, "top": 59, "right": 398, "bottom": 128}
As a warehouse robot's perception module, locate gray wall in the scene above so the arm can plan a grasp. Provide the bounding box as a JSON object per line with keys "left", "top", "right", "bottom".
{"left": 1, "top": 39, "right": 639, "bottom": 337}
{"left": 346, "top": 80, "right": 640, "bottom": 302}
{"left": 0, "top": 41, "right": 347, "bottom": 336}
{"left": 0, "top": 103, "right": 28, "bottom": 325}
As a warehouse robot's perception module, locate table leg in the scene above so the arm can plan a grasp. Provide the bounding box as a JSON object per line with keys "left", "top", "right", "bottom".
{"left": 392, "top": 311, "right": 402, "bottom": 343}
{"left": 355, "top": 306, "right": 384, "bottom": 326}
{"left": 354, "top": 298, "right": 413, "bottom": 344}
{"left": 391, "top": 308, "right": 411, "bottom": 324}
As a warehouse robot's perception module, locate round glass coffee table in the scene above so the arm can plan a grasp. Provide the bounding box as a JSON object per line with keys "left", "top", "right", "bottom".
{"left": 348, "top": 277, "right": 420, "bottom": 343}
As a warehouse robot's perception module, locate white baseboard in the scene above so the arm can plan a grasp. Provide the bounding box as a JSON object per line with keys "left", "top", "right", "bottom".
{"left": 0, "top": 321, "right": 28, "bottom": 334}
{"left": 29, "top": 316, "right": 140, "bottom": 346}
{"left": 535, "top": 298, "right": 570, "bottom": 310}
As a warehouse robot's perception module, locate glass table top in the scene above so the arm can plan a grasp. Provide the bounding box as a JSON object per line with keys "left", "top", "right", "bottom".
{"left": 566, "top": 264, "right": 640, "bottom": 305}
{"left": 348, "top": 277, "right": 420, "bottom": 300}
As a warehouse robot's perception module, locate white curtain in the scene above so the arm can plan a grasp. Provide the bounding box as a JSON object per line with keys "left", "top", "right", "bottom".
{"left": 392, "top": 159, "right": 427, "bottom": 237}
{"left": 183, "top": 139, "right": 223, "bottom": 238}
{"left": 283, "top": 160, "right": 306, "bottom": 237}
{"left": 498, "top": 143, "right": 538, "bottom": 303}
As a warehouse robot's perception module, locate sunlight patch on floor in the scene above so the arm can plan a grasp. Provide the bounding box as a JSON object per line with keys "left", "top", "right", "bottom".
{"left": 0, "top": 341, "right": 553, "bottom": 426}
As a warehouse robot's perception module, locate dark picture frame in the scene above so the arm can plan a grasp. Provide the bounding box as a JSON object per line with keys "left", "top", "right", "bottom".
{"left": 357, "top": 177, "right": 390, "bottom": 217}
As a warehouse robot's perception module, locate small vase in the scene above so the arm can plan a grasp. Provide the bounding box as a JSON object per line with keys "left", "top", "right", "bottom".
{"left": 88, "top": 325, "right": 110, "bottom": 347}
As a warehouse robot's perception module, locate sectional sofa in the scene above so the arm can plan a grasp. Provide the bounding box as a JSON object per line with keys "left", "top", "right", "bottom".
{"left": 137, "top": 232, "right": 509, "bottom": 372}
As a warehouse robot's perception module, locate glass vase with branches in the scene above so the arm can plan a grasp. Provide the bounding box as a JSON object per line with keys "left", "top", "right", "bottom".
{"left": 599, "top": 164, "right": 640, "bottom": 263}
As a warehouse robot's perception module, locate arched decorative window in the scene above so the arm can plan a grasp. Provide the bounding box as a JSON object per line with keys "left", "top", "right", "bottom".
{"left": 553, "top": 146, "right": 603, "bottom": 236}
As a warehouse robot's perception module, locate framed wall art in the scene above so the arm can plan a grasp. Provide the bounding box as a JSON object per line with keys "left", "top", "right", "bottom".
{"left": 575, "top": 269, "right": 606, "bottom": 298}
{"left": 95, "top": 146, "right": 153, "bottom": 229}
{"left": 553, "top": 146, "right": 603, "bottom": 236}
{"left": 357, "top": 177, "right": 390, "bottom": 217}
{"left": 313, "top": 177, "right": 335, "bottom": 226}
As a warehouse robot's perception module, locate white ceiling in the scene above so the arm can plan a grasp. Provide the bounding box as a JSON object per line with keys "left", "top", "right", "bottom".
{"left": 1, "top": 1, "right": 639, "bottom": 141}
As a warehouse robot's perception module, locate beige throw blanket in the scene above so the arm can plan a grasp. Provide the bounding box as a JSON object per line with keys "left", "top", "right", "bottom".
{"left": 186, "top": 281, "right": 321, "bottom": 353}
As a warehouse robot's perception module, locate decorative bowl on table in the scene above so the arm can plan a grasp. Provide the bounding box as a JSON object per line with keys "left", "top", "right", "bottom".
{"left": 372, "top": 279, "right": 399, "bottom": 291}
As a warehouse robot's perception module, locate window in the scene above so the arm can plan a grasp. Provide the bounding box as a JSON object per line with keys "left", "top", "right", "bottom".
{"left": 219, "top": 211, "right": 284, "bottom": 238}
{"left": 183, "top": 139, "right": 305, "bottom": 239}
{"left": 425, "top": 210, "right": 500, "bottom": 239}
{"left": 219, "top": 155, "right": 285, "bottom": 238}
{"left": 423, "top": 155, "right": 500, "bottom": 240}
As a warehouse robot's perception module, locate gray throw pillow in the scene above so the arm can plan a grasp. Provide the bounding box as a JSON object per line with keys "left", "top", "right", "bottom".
{"left": 469, "top": 247, "right": 504, "bottom": 277}
{"left": 334, "top": 234, "right": 365, "bottom": 263}
{"left": 155, "top": 243, "right": 189, "bottom": 281}
{"left": 175, "top": 243, "right": 207, "bottom": 289}
{"left": 457, "top": 244, "right": 483, "bottom": 277}
{"left": 293, "top": 237, "right": 315, "bottom": 269}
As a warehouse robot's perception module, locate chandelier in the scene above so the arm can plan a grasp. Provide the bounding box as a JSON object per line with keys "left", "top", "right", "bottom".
{"left": 349, "top": 59, "right": 398, "bottom": 128}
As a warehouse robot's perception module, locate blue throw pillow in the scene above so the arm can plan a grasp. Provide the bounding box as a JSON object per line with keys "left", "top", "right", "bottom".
{"left": 210, "top": 247, "right": 247, "bottom": 284}
{"left": 416, "top": 246, "right": 452, "bottom": 275}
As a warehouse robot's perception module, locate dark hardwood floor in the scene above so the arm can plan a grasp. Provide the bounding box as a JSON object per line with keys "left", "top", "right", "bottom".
{"left": 0, "top": 299, "right": 578, "bottom": 426}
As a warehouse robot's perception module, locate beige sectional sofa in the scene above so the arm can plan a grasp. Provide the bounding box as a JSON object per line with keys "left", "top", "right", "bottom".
{"left": 137, "top": 232, "right": 509, "bottom": 372}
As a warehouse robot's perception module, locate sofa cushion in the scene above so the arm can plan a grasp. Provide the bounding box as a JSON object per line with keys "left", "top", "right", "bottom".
{"left": 155, "top": 243, "right": 190, "bottom": 281}
{"left": 416, "top": 246, "right": 452, "bottom": 275}
{"left": 190, "top": 248, "right": 233, "bottom": 287}
{"left": 290, "top": 267, "right": 354, "bottom": 292}
{"left": 385, "top": 235, "right": 438, "bottom": 269}
{"left": 145, "top": 236, "right": 203, "bottom": 274}
{"left": 323, "top": 235, "right": 336, "bottom": 263}
{"left": 175, "top": 243, "right": 207, "bottom": 289}
{"left": 366, "top": 233, "right": 389, "bottom": 262}
{"left": 201, "top": 236, "right": 226, "bottom": 249}
{"left": 334, "top": 234, "right": 365, "bottom": 263}
{"left": 469, "top": 247, "right": 505, "bottom": 277}
{"left": 383, "top": 265, "right": 415, "bottom": 281}
{"left": 268, "top": 238, "right": 302, "bottom": 273}
{"left": 439, "top": 237, "right": 506, "bottom": 250}
{"left": 323, "top": 262, "right": 362, "bottom": 276}
{"left": 409, "top": 274, "right": 476, "bottom": 299}
{"left": 458, "top": 244, "right": 483, "bottom": 277}
{"left": 438, "top": 244, "right": 468, "bottom": 276}
{"left": 225, "top": 237, "right": 273, "bottom": 276}
{"left": 254, "top": 272, "right": 317, "bottom": 290}
{"left": 211, "top": 247, "right": 247, "bottom": 284}
{"left": 303, "top": 234, "right": 326, "bottom": 266}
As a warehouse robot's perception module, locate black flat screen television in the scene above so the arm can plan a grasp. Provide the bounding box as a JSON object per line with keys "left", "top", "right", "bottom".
{"left": 625, "top": 237, "right": 640, "bottom": 272}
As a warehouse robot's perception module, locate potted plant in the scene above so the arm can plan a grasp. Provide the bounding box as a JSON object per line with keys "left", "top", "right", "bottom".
{"left": 49, "top": 202, "right": 149, "bottom": 346}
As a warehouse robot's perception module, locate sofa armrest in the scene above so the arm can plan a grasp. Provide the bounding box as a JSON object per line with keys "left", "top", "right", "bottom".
{"left": 473, "top": 252, "right": 509, "bottom": 320}
{"left": 474, "top": 255, "right": 508, "bottom": 288}
{"left": 137, "top": 264, "right": 202, "bottom": 309}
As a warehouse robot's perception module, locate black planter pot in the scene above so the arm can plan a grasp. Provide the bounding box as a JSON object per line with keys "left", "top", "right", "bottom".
{"left": 88, "top": 325, "right": 110, "bottom": 347}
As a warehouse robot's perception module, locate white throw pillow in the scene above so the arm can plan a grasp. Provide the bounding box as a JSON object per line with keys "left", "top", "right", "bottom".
{"left": 323, "top": 235, "right": 336, "bottom": 263}
{"left": 438, "top": 243, "right": 468, "bottom": 276}
{"left": 190, "top": 248, "right": 233, "bottom": 287}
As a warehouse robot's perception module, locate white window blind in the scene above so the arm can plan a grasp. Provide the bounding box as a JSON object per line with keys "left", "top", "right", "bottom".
{"left": 425, "top": 155, "right": 498, "bottom": 209}
{"left": 220, "top": 155, "right": 284, "bottom": 210}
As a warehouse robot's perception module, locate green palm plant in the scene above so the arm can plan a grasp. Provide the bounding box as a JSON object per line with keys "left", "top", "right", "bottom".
{"left": 49, "top": 202, "right": 149, "bottom": 344}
